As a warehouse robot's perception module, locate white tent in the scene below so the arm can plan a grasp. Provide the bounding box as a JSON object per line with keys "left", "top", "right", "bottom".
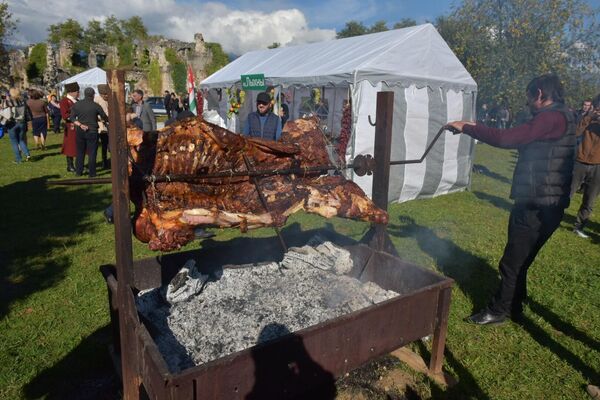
{"left": 57, "top": 67, "right": 107, "bottom": 98}
{"left": 201, "top": 23, "right": 478, "bottom": 203}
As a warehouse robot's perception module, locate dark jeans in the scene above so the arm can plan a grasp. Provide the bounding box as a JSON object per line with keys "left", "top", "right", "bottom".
{"left": 570, "top": 161, "right": 600, "bottom": 230}
{"left": 76, "top": 131, "right": 98, "bottom": 177}
{"left": 52, "top": 114, "right": 62, "bottom": 133}
{"left": 7, "top": 122, "right": 30, "bottom": 162}
{"left": 488, "top": 204, "right": 565, "bottom": 316}
{"left": 99, "top": 132, "right": 109, "bottom": 165}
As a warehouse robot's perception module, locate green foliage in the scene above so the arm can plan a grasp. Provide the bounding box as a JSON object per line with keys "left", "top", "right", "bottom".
{"left": 268, "top": 42, "right": 281, "bottom": 49}
{"left": 83, "top": 20, "right": 106, "bottom": 51}
{"left": 436, "top": 0, "right": 600, "bottom": 110}
{"left": 148, "top": 59, "right": 162, "bottom": 95}
{"left": 103, "top": 15, "right": 124, "bottom": 46}
{"left": 163, "top": 48, "right": 186, "bottom": 93}
{"left": 393, "top": 18, "right": 417, "bottom": 29}
{"left": 121, "top": 16, "right": 147, "bottom": 40}
{"left": 369, "top": 20, "right": 389, "bottom": 33}
{"left": 205, "top": 42, "right": 230, "bottom": 76}
{"left": 26, "top": 43, "right": 47, "bottom": 80}
{"left": 48, "top": 18, "right": 84, "bottom": 51}
{"left": 0, "top": 1, "right": 16, "bottom": 45}
{"left": 171, "top": 62, "right": 187, "bottom": 94}
{"left": 336, "top": 21, "right": 368, "bottom": 38}
{"left": 117, "top": 42, "right": 134, "bottom": 67}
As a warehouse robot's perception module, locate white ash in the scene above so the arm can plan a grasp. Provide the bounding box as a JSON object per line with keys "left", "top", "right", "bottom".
{"left": 136, "top": 241, "right": 398, "bottom": 373}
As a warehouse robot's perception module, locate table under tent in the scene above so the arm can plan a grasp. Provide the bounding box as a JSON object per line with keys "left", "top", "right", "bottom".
{"left": 201, "top": 23, "right": 478, "bottom": 203}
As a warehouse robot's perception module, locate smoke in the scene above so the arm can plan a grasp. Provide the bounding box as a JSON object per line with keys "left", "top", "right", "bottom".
{"left": 7, "top": 0, "right": 336, "bottom": 54}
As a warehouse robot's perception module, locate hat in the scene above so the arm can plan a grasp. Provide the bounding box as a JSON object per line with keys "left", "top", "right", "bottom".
{"left": 65, "top": 82, "right": 79, "bottom": 93}
{"left": 84, "top": 87, "right": 95, "bottom": 98}
{"left": 97, "top": 84, "right": 109, "bottom": 95}
{"left": 256, "top": 92, "right": 270, "bottom": 104}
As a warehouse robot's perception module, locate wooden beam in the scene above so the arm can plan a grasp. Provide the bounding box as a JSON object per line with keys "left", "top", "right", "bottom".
{"left": 107, "top": 69, "right": 140, "bottom": 399}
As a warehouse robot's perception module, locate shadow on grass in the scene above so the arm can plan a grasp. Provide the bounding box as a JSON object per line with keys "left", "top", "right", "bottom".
{"left": 517, "top": 314, "right": 600, "bottom": 383}
{"left": 388, "top": 216, "right": 499, "bottom": 313}
{"left": 414, "top": 341, "right": 490, "bottom": 400}
{"left": 527, "top": 298, "right": 600, "bottom": 354}
{"left": 23, "top": 325, "right": 120, "bottom": 400}
{"left": 472, "top": 191, "right": 512, "bottom": 212}
{"left": 472, "top": 164, "right": 512, "bottom": 185}
{"left": 0, "top": 175, "right": 109, "bottom": 319}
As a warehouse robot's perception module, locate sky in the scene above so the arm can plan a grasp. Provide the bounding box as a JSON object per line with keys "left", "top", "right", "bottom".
{"left": 6, "top": 0, "right": 456, "bottom": 55}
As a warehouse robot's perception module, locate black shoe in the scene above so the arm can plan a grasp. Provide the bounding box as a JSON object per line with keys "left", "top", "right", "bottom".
{"left": 103, "top": 209, "right": 113, "bottom": 224}
{"left": 465, "top": 309, "right": 507, "bottom": 325}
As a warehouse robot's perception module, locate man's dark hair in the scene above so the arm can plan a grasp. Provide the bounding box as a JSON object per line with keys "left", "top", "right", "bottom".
{"left": 526, "top": 74, "right": 564, "bottom": 104}
{"left": 592, "top": 94, "right": 600, "bottom": 109}
{"left": 84, "top": 87, "right": 95, "bottom": 99}
{"left": 134, "top": 89, "right": 144, "bottom": 97}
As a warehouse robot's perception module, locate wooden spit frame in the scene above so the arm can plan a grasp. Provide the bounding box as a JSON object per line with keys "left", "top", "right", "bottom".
{"left": 103, "top": 70, "right": 454, "bottom": 399}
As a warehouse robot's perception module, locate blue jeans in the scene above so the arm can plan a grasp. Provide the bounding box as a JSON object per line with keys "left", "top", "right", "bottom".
{"left": 8, "top": 122, "right": 30, "bottom": 162}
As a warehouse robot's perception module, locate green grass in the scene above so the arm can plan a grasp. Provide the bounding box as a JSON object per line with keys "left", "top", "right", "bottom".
{"left": 0, "top": 133, "right": 599, "bottom": 399}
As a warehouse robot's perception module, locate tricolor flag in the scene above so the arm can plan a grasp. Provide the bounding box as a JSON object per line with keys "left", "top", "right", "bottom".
{"left": 187, "top": 65, "right": 197, "bottom": 115}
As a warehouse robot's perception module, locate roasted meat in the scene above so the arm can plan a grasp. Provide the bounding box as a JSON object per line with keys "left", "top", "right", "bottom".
{"left": 127, "top": 116, "right": 388, "bottom": 251}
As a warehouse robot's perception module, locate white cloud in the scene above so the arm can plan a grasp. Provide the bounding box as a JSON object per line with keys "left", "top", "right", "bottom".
{"left": 6, "top": 0, "right": 336, "bottom": 55}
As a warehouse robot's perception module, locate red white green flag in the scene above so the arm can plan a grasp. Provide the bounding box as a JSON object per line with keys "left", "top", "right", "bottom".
{"left": 187, "top": 65, "right": 197, "bottom": 115}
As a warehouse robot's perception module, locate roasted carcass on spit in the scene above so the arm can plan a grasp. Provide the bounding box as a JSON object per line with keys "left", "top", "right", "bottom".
{"left": 127, "top": 116, "right": 388, "bottom": 251}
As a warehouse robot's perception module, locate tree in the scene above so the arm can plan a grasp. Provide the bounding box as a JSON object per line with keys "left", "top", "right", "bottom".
{"left": 147, "top": 58, "right": 162, "bottom": 95}
{"left": 336, "top": 21, "right": 367, "bottom": 38}
{"left": 205, "top": 42, "right": 229, "bottom": 76}
{"left": 121, "top": 16, "right": 148, "bottom": 41}
{"left": 0, "top": 1, "right": 16, "bottom": 45}
{"left": 48, "top": 18, "right": 84, "bottom": 50}
{"left": 83, "top": 20, "right": 106, "bottom": 51}
{"left": 369, "top": 20, "right": 389, "bottom": 33}
{"left": 104, "top": 15, "right": 124, "bottom": 46}
{"left": 393, "top": 18, "right": 417, "bottom": 29}
{"left": 26, "top": 43, "right": 47, "bottom": 80}
{"left": 436, "top": 0, "right": 600, "bottom": 110}
{"left": 268, "top": 42, "right": 280, "bottom": 49}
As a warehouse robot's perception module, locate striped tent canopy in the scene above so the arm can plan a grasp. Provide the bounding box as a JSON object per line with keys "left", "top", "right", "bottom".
{"left": 201, "top": 24, "right": 477, "bottom": 203}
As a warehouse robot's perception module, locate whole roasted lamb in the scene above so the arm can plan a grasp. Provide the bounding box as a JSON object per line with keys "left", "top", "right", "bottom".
{"left": 127, "top": 116, "right": 388, "bottom": 251}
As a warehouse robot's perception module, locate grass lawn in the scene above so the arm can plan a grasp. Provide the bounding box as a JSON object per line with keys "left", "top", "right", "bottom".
{"left": 0, "top": 131, "right": 599, "bottom": 399}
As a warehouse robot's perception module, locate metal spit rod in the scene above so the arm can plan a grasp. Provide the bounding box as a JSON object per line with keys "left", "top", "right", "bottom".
{"left": 47, "top": 125, "right": 456, "bottom": 187}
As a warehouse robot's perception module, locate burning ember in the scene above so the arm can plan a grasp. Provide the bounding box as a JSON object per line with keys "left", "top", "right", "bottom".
{"left": 136, "top": 238, "right": 398, "bottom": 372}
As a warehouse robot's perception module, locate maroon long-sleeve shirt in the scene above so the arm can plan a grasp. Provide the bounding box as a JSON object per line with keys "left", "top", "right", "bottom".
{"left": 463, "top": 110, "right": 567, "bottom": 149}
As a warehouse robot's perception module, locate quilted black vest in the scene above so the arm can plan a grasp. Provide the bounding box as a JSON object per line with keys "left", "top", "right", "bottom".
{"left": 510, "top": 102, "right": 576, "bottom": 207}
{"left": 247, "top": 112, "right": 279, "bottom": 140}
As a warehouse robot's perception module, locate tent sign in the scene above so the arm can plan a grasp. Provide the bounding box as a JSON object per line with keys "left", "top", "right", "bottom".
{"left": 241, "top": 74, "right": 266, "bottom": 91}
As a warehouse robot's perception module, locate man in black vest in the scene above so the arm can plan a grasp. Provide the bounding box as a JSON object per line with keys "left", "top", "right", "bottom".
{"left": 447, "top": 74, "right": 576, "bottom": 325}
{"left": 242, "top": 92, "right": 282, "bottom": 141}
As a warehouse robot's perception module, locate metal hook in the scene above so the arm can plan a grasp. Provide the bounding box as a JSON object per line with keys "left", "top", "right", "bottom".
{"left": 368, "top": 115, "right": 376, "bottom": 127}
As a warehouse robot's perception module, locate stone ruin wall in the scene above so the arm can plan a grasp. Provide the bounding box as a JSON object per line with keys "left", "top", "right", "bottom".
{"left": 5, "top": 32, "right": 213, "bottom": 96}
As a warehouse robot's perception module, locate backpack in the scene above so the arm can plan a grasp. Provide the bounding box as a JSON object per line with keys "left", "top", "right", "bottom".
{"left": 12, "top": 102, "right": 25, "bottom": 122}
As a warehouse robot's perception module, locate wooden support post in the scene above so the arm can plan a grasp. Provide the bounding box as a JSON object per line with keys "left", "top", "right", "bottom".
{"left": 107, "top": 70, "right": 140, "bottom": 399}
{"left": 429, "top": 286, "right": 452, "bottom": 374}
{"left": 363, "top": 91, "right": 398, "bottom": 255}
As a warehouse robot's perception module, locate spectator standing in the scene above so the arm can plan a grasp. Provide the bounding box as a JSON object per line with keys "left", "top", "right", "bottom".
{"left": 243, "top": 92, "right": 282, "bottom": 140}
{"left": 70, "top": 87, "right": 108, "bottom": 177}
{"left": 570, "top": 94, "right": 600, "bottom": 238}
{"left": 576, "top": 98, "right": 593, "bottom": 124}
{"left": 170, "top": 92, "right": 180, "bottom": 119}
{"left": 164, "top": 90, "right": 172, "bottom": 119}
{"left": 2, "top": 88, "right": 31, "bottom": 163}
{"left": 60, "top": 82, "right": 80, "bottom": 172}
{"left": 48, "top": 94, "right": 62, "bottom": 133}
{"left": 131, "top": 89, "right": 156, "bottom": 133}
{"left": 27, "top": 89, "right": 49, "bottom": 150}
{"left": 94, "top": 84, "right": 110, "bottom": 169}
{"left": 447, "top": 74, "right": 575, "bottom": 325}
{"left": 279, "top": 94, "right": 290, "bottom": 128}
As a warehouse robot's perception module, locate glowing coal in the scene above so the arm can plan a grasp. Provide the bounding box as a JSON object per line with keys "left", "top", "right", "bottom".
{"left": 136, "top": 239, "right": 398, "bottom": 373}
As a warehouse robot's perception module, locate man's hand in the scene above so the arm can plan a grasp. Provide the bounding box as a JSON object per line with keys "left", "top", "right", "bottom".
{"left": 446, "top": 121, "right": 475, "bottom": 133}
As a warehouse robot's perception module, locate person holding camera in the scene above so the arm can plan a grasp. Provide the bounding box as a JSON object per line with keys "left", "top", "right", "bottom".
{"left": 570, "top": 94, "right": 600, "bottom": 238}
